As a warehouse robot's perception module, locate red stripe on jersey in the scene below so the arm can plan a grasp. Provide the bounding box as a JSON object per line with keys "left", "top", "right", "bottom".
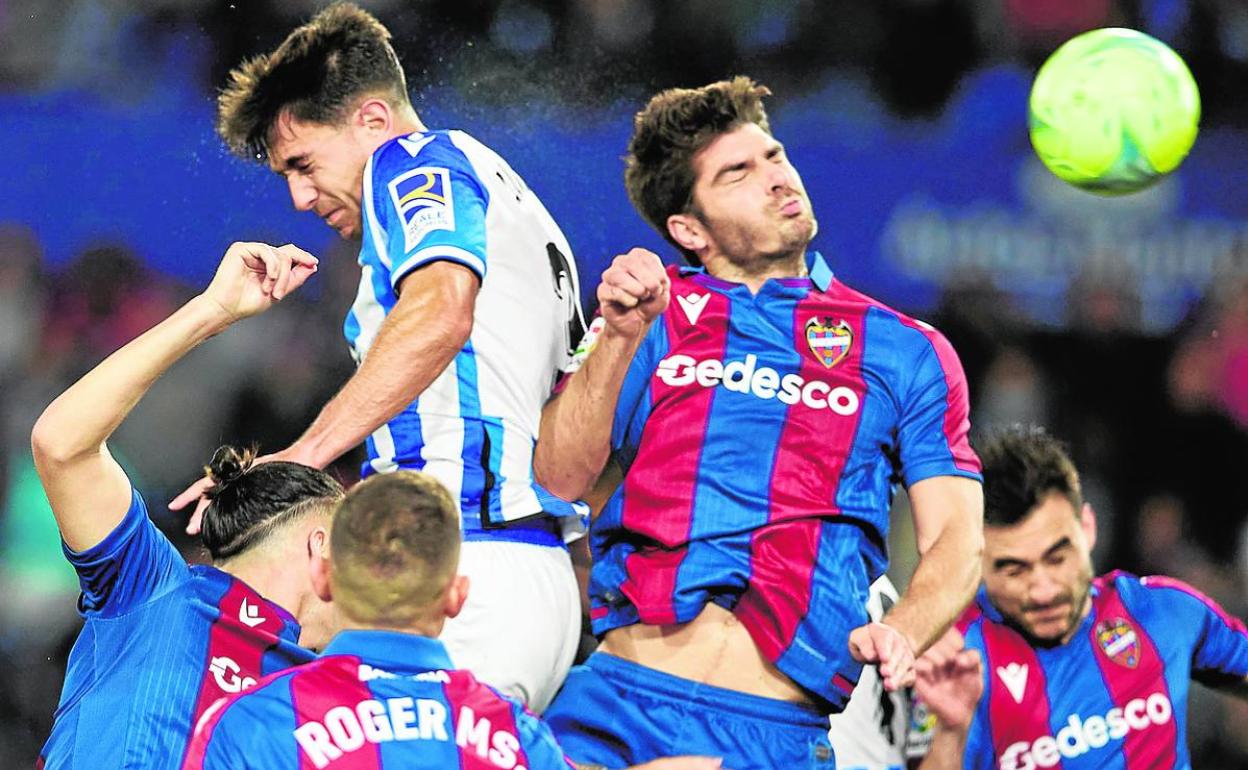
{"left": 979, "top": 620, "right": 1059, "bottom": 768}
{"left": 735, "top": 517, "right": 822, "bottom": 660}
{"left": 444, "top": 671, "right": 534, "bottom": 770}
{"left": 290, "top": 656, "right": 381, "bottom": 770}
{"left": 1089, "top": 579, "right": 1178, "bottom": 770}
{"left": 180, "top": 690, "right": 236, "bottom": 769}
{"left": 621, "top": 547, "right": 686, "bottom": 626}
{"left": 768, "top": 290, "right": 869, "bottom": 520}
{"left": 735, "top": 292, "right": 868, "bottom": 658}
{"left": 187, "top": 579, "right": 290, "bottom": 747}
{"left": 956, "top": 603, "right": 983, "bottom": 635}
{"left": 894, "top": 317, "right": 979, "bottom": 474}
{"left": 618, "top": 281, "right": 730, "bottom": 623}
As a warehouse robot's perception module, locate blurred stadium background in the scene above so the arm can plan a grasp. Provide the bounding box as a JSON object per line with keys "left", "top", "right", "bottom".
{"left": 3, "top": 0, "right": 1248, "bottom": 764}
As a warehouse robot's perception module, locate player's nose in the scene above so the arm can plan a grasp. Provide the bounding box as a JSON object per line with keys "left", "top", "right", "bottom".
{"left": 287, "top": 175, "right": 318, "bottom": 212}
{"left": 1028, "top": 573, "right": 1063, "bottom": 605}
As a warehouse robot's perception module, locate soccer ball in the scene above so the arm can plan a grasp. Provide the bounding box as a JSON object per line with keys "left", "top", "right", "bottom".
{"left": 1028, "top": 27, "right": 1201, "bottom": 195}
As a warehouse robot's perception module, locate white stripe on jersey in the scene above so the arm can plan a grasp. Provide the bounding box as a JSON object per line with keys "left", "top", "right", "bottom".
{"left": 348, "top": 265, "right": 388, "bottom": 360}
{"left": 414, "top": 357, "right": 466, "bottom": 510}
{"left": 498, "top": 422, "right": 542, "bottom": 517}
{"left": 368, "top": 425, "right": 399, "bottom": 475}
{"left": 394, "top": 245, "right": 487, "bottom": 281}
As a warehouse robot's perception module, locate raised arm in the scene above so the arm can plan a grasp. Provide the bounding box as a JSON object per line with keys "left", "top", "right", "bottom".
{"left": 271, "top": 260, "right": 477, "bottom": 469}
{"left": 849, "top": 476, "right": 983, "bottom": 691}
{"left": 32, "top": 243, "right": 316, "bottom": 551}
{"left": 533, "top": 248, "right": 668, "bottom": 501}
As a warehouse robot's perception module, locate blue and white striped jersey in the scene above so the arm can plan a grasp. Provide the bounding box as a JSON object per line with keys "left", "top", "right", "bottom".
{"left": 346, "top": 130, "right": 587, "bottom": 544}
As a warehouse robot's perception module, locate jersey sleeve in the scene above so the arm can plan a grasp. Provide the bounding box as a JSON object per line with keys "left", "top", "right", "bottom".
{"left": 896, "top": 325, "right": 982, "bottom": 486}
{"left": 368, "top": 135, "right": 489, "bottom": 290}
{"left": 61, "top": 486, "right": 186, "bottom": 618}
{"left": 1142, "top": 575, "right": 1248, "bottom": 687}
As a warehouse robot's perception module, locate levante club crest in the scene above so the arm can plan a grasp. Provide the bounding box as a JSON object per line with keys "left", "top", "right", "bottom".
{"left": 1096, "top": 618, "right": 1141, "bottom": 668}
{"left": 805, "top": 317, "right": 853, "bottom": 368}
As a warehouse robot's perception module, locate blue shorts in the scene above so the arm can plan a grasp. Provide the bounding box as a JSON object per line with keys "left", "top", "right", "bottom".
{"left": 544, "top": 652, "right": 835, "bottom": 770}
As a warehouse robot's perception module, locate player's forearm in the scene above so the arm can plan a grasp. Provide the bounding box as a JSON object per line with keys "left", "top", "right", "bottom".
{"left": 534, "top": 327, "right": 645, "bottom": 500}
{"left": 917, "top": 726, "right": 969, "bottom": 770}
{"left": 886, "top": 498, "right": 982, "bottom": 654}
{"left": 32, "top": 296, "right": 230, "bottom": 465}
{"left": 292, "top": 296, "right": 471, "bottom": 468}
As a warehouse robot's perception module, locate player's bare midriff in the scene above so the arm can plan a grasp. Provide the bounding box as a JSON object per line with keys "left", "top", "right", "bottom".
{"left": 598, "top": 603, "right": 815, "bottom": 705}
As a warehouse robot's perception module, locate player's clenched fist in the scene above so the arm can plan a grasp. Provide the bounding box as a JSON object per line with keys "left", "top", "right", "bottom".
{"left": 597, "top": 247, "right": 670, "bottom": 338}
{"left": 202, "top": 241, "right": 319, "bottom": 322}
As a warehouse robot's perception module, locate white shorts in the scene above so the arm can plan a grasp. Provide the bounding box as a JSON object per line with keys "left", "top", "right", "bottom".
{"left": 439, "top": 539, "right": 581, "bottom": 713}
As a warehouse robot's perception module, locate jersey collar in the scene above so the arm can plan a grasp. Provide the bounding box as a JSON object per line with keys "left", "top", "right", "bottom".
{"left": 676, "top": 251, "right": 834, "bottom": 293}
{"left": 322, "top": 630, "right": 455, "bottom": 675}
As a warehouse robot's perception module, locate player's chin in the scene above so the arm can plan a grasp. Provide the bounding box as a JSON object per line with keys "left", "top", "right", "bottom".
{"left": 780, "top": 215, "right": 816, "bottom": 246}
{"left": 1023, "top": 616, "right": 1072, "bottom": 644}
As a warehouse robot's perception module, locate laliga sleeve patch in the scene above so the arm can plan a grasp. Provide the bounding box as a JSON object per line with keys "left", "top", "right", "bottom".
{"left": 388, "top": 166, "right": 456, "bottom": 252}
{"left": 565, "top": 316, "right": 606, "bottom": 375}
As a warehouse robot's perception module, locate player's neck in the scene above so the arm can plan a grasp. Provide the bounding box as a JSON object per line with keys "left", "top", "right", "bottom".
{"left": 1059, "top": 591, "right": 1095, "bottom": 645}
{"left": 392, "top": 110, "right": 426, "bottom": 137}
{"left": 333, "top": 605, "right": 447, "bottom": 640}
{"left": 218, "top": 552, "right": 303, "bottom": 619}
{"left": 704, "top": 251, "right": 808, "bottom": 294}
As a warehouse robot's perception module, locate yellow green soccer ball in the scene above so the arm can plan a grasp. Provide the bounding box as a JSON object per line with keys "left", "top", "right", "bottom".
{"left": 1028, "top": 27, "right": 1201, "bottom": 195}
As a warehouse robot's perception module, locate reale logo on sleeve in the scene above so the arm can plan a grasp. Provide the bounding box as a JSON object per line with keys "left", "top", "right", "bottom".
{"left": 389, "top": 167, "right": 455, "bottom": 252}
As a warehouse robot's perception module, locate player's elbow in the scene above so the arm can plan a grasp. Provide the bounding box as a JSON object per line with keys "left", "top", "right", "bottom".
{"left": 30, "top": 407, "right": 89, "bottom": 468}
{"left": 532, "top": 447, "right": 590, "bottom": 502}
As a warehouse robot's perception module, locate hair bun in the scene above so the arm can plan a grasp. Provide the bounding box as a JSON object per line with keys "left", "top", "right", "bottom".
{"left": 206, "top": 445, "right": 258, "bottom": 490}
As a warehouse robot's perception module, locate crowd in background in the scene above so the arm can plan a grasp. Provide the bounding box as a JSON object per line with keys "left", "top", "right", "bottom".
{"left": 4, "top": 0, "right": 1248, "bottom": 765}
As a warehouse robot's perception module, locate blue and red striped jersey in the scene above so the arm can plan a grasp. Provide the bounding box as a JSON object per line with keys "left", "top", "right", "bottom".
{"left": 579, "top": 253, "right": 981, "bottom": 708}
{"left": 959, "top": 571, "right": 1248, "bottom": 769}
{"left": 181, "top": 630, "right": 574, "bottom": 770}
{"left": 39, "top": 487, "right": 314, "bottom": 769}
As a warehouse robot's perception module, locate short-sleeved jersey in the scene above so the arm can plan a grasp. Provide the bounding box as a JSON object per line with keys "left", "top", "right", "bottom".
{"left": 39, "top": 488, "right": 313, "bottom": 769}
{"left": 182, "top": 630, "right": 574, "bottom": 770}
{"left": 574, "top": 254, "right": 981, "bottom": 708}
{"left": 348, "top": 129, "right": 587, "bottom": 544}
{"left": 956, "top": 571, "right": 1248, "bottom": 770}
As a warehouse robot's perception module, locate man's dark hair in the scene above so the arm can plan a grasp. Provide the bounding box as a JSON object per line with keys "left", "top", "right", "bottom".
{"left": 200, "top": 445, "right": 344, "bottom": 561}
{"left": 624, "top": 76, "right": 772, "bottom": 264}
{"left": 978, "top": 425, "right": 1083, "bottom": 527}
{"left": 216, "top": 2, "right": 409, "bottom": 161}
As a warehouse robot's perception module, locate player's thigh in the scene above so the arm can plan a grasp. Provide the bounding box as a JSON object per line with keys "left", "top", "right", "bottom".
{"left": 440, "top": 539, "right": 580, "bottom": 711}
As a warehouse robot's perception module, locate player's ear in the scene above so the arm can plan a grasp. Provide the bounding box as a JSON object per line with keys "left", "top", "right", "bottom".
{"left": 308, "top": 526, "right": 333, "bottom": 603}
{"left": 1080, "top": 502, "right": 1098, "bottom": 552}
{"left": 355, "top": 98, "right": 392, "bottom": 135}
{"left": 443, "top": 574, "right": 469, "bottom": 620}
{"left": 668, "top": 213, "right": 707, "bottom": 255}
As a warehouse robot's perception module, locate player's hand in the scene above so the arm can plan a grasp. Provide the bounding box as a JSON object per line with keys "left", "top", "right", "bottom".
{"left": 170, "top": 445, "right": 318, "bottom": 534}
{"left": 171, "top": 475, "right": 215, "bottom": 535}
{"left": 597, "top": 248, "right": 670, "bottom": 339}
{"left": 848, "top": 621, "right": 917, "bottom": 691}
{"left": 201, "top": 242, "right": 318, "bottom": 322}
{"left": 913, "top": 628, "right": 983, "bottom": 731}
